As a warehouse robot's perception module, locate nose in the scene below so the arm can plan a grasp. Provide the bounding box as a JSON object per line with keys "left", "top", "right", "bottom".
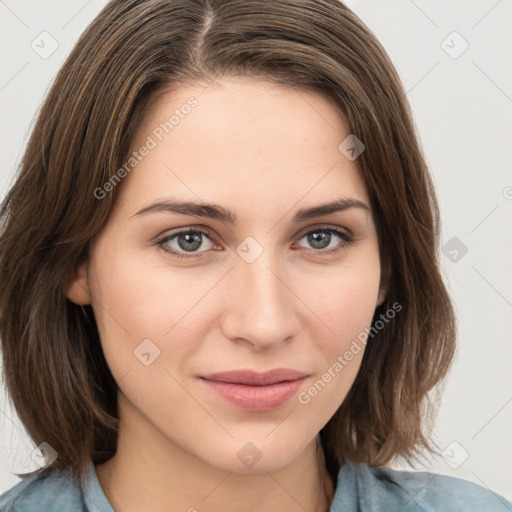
{"left": 220, "top": 256, "right": 299, "bottom": 351}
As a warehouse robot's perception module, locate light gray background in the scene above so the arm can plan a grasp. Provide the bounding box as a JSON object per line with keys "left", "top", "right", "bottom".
{"left": 1, "top": 0, "right": 511, "bottom": 502}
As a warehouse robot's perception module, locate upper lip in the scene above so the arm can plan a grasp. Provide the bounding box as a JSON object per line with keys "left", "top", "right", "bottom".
{"left": 200, "top": 368, "right": 309, "bottom": 386}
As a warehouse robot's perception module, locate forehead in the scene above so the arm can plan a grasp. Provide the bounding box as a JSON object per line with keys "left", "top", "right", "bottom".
{"left": 116, "top": 76, "right": 370, "bottom": 220}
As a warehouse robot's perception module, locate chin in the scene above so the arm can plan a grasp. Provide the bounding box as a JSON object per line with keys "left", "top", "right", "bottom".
{"left": 201, "top": 435, "right": 307, "bottom": 475}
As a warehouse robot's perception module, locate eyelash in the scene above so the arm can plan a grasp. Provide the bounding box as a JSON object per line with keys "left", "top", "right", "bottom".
{"left": 155, "top": 225, "right": 355, "bottom": 260}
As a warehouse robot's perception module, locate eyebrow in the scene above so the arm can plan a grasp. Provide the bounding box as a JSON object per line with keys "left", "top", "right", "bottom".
{"left": 131, "top": 197, "right": 370, "bottom": 224}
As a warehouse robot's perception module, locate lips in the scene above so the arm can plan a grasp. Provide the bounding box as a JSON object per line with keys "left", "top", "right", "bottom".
{"left": 200, "top": 368, "right": 309, "bottom": 386}
{"left": 199, "top": 368, "right": 309, "bottom": 411}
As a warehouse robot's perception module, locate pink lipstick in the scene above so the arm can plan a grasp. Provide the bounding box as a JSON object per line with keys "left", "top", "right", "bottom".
{"left": 199, "top": 368, "right": 309, "bottom": 411}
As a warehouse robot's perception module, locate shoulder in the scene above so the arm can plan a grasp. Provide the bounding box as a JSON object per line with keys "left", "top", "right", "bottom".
{"left": 331, "top": 461, "right": 512, "bottom": 511}
{"left": 360, "top": 463, "right": 512, "bottom": 511}
{"left": 0, "top": 469, "right": 84, "bottom": 512}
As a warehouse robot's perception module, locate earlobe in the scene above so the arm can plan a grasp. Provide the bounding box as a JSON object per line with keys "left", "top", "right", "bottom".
{"left": 376, "top": 270, "right": 389, "bottom": 306}
{"left": 377, "top": 286, "right": 387, "bottom": 306}
{"left": 377, "top": 259, "right": 390, "bottom": 306}
{"left": 65, "top": 262, "right": 92, "bottom": 305}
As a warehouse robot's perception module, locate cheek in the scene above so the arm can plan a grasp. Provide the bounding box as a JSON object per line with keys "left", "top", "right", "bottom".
{"left": 295, "top": 252, "right": 381, "bottom": 409}
{"left": 301, "top": 255, "right": 381, "bottom": 346}
{"left": 294, "top": 272, "right": 380, "bottom": 427}
{"left": 88, "top": 244, "right": 213, "bottom": 379}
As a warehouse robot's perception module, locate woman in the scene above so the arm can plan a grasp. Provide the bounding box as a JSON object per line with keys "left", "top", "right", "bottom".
{"left": 0, "top": 0, "right": 510, "bottom": 510}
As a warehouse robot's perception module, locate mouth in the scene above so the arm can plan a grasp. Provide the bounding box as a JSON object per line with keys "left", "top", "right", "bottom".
{"left": 199, "top": 368, "right": 309, "bottom": 411}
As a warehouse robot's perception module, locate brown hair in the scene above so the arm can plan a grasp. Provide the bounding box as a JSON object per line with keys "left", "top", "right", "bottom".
{"left": 0, "top": 0, "right": 456, "bottom": 487}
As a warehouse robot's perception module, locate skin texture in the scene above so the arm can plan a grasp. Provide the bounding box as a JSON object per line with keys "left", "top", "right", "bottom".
{"left": 67, "top": 76, "right": 386, "bottom": 512}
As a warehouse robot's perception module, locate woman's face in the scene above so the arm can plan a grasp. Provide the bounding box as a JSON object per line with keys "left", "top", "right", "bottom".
{"left": 70, "top": 76, "right": 386, "bottom": 473}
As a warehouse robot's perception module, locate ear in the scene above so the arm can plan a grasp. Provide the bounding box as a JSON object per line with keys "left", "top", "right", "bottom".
{"left": 65, "top": 262, "right": 92, "bottom": 305}
{"left": 376, "top": 258, "right": 390, "bottom": 306}
{"left": 377, "top": 283, "right": 387, "bottom": 306}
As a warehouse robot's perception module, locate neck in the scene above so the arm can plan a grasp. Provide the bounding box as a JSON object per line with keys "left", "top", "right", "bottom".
{"left": 96, "top": 395, "right": 335, "bottom": 512}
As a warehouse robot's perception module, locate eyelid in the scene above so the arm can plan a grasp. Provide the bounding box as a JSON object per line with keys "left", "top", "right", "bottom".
{"left": 154, "top": 225, "right": 218, "bottom": 246}
{"left": 296, "top": 223, "right": 354, "bottom": 240}
{"left": 155, "top": 223, "right": 353, "bottom": 241}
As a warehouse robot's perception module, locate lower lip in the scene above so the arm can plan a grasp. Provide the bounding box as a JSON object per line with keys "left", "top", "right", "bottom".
{"left": 200, "top": 377, "right": 307, "bottom": 411}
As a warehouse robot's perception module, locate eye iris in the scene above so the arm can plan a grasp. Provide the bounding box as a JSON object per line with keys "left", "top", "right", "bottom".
{"left": 178, "top": 232, "right": 203, "bottom": 252}
{"left": 308, "top": 231, "right": 330, "bottom": 249}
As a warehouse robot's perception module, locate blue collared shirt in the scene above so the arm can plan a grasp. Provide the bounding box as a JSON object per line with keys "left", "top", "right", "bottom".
{"left": 0, "top": 459, "right": 510, "bottom": 511}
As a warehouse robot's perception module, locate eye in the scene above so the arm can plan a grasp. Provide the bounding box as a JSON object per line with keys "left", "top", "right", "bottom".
{"left": 155, "top": 225, "right": 354, "bottom": 260}
{"left": 293, "top": 226, "right": 354, "bottom": 256}
{"left": 156, "top": 227, "right": 217, "bottom": 259}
